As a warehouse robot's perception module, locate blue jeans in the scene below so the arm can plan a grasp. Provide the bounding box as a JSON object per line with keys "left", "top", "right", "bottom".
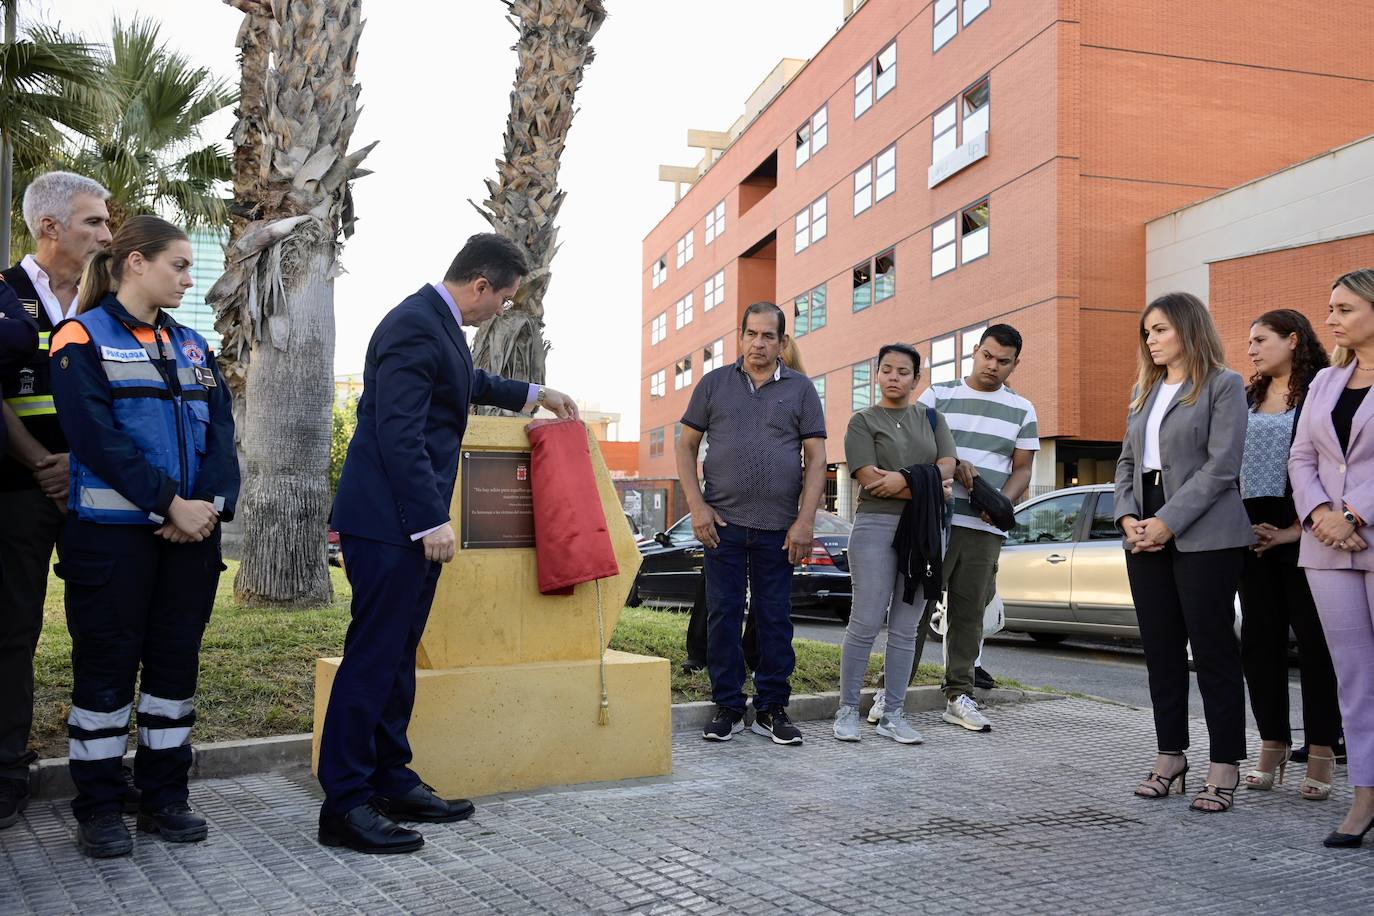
{"left": 704, "top": 523, "right": 795, "bottom": 711}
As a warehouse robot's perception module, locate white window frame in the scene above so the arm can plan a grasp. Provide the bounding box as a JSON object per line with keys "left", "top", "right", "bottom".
{"left": 933, "top": 0, "right": 958, "bottom": 50}
{"left": 813, "top": 376, "right": 826, "bottom": 414}
{"left": 649, "top": 427, "right": 664, "bottom": 458}
{"left": 875, "top": 40, "right": 897, "bottom": 99}
{"left": 930, "top": 333, "right": 957, "bottom": 384}
{"left": 674, "top": 354, "right": 693, "bottom": 390}
{"left": 703, "top": 269, "right": 725, "bottom": 311}
{"left": 963, "top": 79, "right": 990, "bottom": 141}
{"left": 650, "top": 313, "right": 666, "bottom": 345}
{"left": 794, "top": 195, "right": 827, "bottom": 253}
{"left": 702, "top": 337, "right": 725, "bottom": 373}
{"left": 961, "top": 200, "right": 990, "bottom": 264}
{"left": 809, "top": 195, "right": 827, "bottom": 245}
{"left": 650, "top": 369, "right": 666, "bottom": 399}
{"left": 875, "top": 145, "right": 896, "bottom": 202}
{"left": 794, "top": 207, "right": 811, "bottom": 254}
{"left": 932, "top": 102, "right": 958, "bottom": 163}
{"left": 674, "top": 292, "right": 694, "bottom": 329}
{"left": 854, "top": 62, "right": 874, "bottom": 118}
{"left": 932, "top": 216, "right": 957, "bottom": 277}
{"left": 964, "top": 0, "right": 990, "bottom": 26}
{"left": 675, "top": 230, "right": 694, "bottom": 268}
{"left": 704, "top": 200, "right": 725, "bottom": 244}
{"left": 853, "top": 162, "right": 873, "bottom": 216}
{"left": 795, "top": 105, "right": 828, "bottom": 170}
{"left": 960, "top": 325, "right": 987, "bottom": 377}
{"left": 874, "top": 249, "right": 896, "bottom": 302}
{"left": 651, "top": 257, "right": 667, "bottom": 289}
{"left": 795, "top": 119, "right": 812, "bottom": 169}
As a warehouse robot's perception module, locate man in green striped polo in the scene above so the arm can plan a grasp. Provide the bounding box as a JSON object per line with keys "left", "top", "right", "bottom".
{"left": 918, "top": 324, "right": 1038, "bottom": 732}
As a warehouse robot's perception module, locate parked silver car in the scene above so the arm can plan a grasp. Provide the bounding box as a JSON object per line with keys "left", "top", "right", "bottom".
{"left": 996, "top": 484, "right": 1242, "bottom": 643}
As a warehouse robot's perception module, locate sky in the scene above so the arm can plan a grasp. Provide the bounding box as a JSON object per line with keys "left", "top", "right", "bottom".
{"left": 28, "top": 0, "right": 843, "bottom": 440}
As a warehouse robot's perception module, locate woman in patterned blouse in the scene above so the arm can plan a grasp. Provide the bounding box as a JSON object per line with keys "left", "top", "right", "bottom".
{"left": 1238, "top": 309, "right": 1340, "bottom": 800}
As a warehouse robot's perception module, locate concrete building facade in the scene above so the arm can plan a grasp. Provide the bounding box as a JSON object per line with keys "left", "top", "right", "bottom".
{"left": 639, "top": 0, "right": 1374, "bottom": 513}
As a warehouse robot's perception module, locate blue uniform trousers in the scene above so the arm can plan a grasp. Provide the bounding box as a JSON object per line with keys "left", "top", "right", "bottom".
{"left": 317, "top": 535, "right": 442, "bottom": 816}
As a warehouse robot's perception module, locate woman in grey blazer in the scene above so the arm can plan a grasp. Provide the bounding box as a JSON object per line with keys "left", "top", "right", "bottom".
{"left": 1289, "top": 268, "right": 1374, "bottom": 847}
{"left": 1115, "top": 292, "right": 1253, "bottom": 813}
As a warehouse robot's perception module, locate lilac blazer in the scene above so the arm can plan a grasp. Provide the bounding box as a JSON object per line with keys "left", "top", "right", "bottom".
{"left": 1289, "top": 363, "right": 1374, "bottom": 571}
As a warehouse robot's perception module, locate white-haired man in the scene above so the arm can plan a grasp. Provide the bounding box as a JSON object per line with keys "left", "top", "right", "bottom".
{"left": 0, "top": 171, "right": 111, "bottom": 830}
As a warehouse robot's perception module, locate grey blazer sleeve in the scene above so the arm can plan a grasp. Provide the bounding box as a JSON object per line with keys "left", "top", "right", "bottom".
{"left": 1155, "top": 371, "right": 1246, "bottom": 538}
{"left": 1113, "top": 400, "right": 1138, "bottom": 528}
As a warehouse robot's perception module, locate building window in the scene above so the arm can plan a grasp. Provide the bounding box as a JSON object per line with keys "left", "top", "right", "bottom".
{"left": 650, "top": 369, "right": 666, "bottom": 399}
{"left": 874, "top": 249, "right": 896, "bottom": 302}
{"left": 960, "top": 324, "right": 987, "bottom": 377}
{"left": 651, "top": 257, "right": 667, "bottom": 289}
{"left": 961, "top": 200, "right": 990, "bottom": 263}
{"left": 794, "top": 194, "right": 827, "bottom": 253}
{"left": 651, "top": 313, "right": 666, "bottom": 345}
{"left": 963, "top": 79, "right": 990, "bottom": 141}
{"left": 705, "top": 200, "right": 726, "bottom": 244}
{"left": 853, "top": 261, "right": 873, "bottom": 313}
{"left": 853, "top": 162, "right": 873, "bottom": 216}
{"left": 875, "top": 145, "right": 896, "bottom": 202}
{"left": 674, "top": 292, "right": 694, "bottom": 329}
{"left": 932, "top": 102, "right": 958, "bottom": 163}
{"left": 703, "top": 269, "right": 725, "bottom": 311}
{"left": 854, "top": 62, "right": 873, "bottom": 118}
{"left": 702, "top": 337, "right": 725, "bottom": 373}
{"left": 852, "top": 361, "right": 873, "bottom": 411}
{"left": 675, "top": 230, "right": 694, "bottom": 268}
{"left": 875, "top": 40, "right": 896, "bottom": 100}
{"left": 793, "top": 283, "right": 827, "bottom": 337}
{"left": 813, "top": 376, "right": 826, "bottom": 414}
{"left": 932, "top": 217, "right": 957, "bottom": 277}
{"left": 932, "top": 324, "right": 988, "bottom": 384}
{"left": 964, "top": 0, "right": 990, "bottom": 26}
{"left": 795, "top": 105, "right": 827, "bottom": 169}
{"left": 674, "top": 354, "right": 693, "bottom": 390}
{"left": 674, "top": 422, "right": 683, "bottom": 446}
{"left": 649, "top": 427, "right": 664, "bottom": 458}
{"left": 933, "top": 0, "right": 957, "bottom": 50}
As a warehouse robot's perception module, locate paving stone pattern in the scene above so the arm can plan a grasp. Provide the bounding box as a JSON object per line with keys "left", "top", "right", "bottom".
{"left": 3, "top": 698, "right": 1371, "bottom": 914}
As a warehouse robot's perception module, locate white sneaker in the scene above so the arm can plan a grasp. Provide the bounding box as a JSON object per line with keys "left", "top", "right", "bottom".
{"left": 832, "top": 705, "right": 861, "bottom": 742}
{"left": 867, "top": 691, "right": 886, "bottom": 724}
{"left": 942, "top": 694, "right": 992, "bottom": 732}
{"left": 876, "top": 710, "right": 924, "bottom": 745}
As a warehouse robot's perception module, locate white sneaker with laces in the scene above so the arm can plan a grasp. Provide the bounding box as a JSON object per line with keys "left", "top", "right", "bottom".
{"left": 942, "top": 694, "right": 992, "bottom": 732}
{"left": 867, "top": 692, "right": 886, "bottom": 724}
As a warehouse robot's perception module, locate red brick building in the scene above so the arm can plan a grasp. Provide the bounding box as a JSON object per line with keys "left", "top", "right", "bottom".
{"left": 640, "top": 0, "right": 1374, "bottom": 509}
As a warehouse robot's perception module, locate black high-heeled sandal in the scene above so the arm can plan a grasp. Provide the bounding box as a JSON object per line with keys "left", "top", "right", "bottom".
{"left": 1191, "top": 771, "right": 1240, "bottom": 813}
{"left": 1135, "top": 751, "right": 1188, "bottom": 798}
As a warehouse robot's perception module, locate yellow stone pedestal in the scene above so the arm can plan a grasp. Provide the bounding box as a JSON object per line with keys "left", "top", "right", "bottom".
{"left": 312, "top": 417, "right": 671, "bottom": 798}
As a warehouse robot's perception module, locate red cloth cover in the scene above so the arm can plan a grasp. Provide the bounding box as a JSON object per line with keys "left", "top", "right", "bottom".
{"left": 526, "top": 418, "right": 620, "bottom": 595}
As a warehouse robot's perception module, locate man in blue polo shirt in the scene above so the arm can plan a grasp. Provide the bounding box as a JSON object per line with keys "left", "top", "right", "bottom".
{"left": 676, "top": 301, "right": 826, "bottom": 746}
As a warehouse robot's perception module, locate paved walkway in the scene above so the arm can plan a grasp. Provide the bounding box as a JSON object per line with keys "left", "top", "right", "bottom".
{"left": 2, "top": 698, "right": 1370, "bottom": 915}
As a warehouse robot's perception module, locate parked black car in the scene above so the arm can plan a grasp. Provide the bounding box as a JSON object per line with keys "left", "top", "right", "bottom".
{"left": 627, "top": 510, "right": 853, "bottom": 622}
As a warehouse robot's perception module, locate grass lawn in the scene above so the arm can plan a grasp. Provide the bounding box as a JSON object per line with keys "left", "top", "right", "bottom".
{"left": 30, "top": 560, "right": 941, "bottom": 759}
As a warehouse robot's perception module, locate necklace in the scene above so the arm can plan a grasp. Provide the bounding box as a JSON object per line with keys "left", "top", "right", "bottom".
{"left": 1357, "top": 363, "right": 1374, "bottom": 372}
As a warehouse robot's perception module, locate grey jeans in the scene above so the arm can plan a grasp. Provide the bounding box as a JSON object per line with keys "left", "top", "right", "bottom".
{"left": 839, "top": 514, "right": 925, "bottom": 712}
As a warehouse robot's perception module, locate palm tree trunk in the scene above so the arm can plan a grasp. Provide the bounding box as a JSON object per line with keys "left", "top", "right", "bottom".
{"left": 471, "top": 0, "right": 607, "bottom": 409}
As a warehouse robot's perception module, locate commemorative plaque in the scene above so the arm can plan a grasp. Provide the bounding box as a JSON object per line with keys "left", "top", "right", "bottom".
{"left": 459, "top": 450, "right": 535, "bottom": 548}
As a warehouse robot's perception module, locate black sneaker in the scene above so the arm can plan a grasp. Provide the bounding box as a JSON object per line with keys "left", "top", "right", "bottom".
{"left": 137, "top": 802, "right": 208, "bottom": 843}
{"left": 702, "top": 706, "right": 745, "bottom": 741}
{"left": 120, "top": 766, "right": 141, "bottom": 814}
{"left": 751, "top": 706, "right": 803, "bottom": 745}
{"left": 681, "top": 658, "right": 706, "bottom": 674}
{"left": 0, "top": 777, "right": 29, "bottom": 830}
{"left": 974, "top": 666, "right": 996, "bottom": 690}
{"left": 77, "top": 812, "right": 133, "bottom": 858}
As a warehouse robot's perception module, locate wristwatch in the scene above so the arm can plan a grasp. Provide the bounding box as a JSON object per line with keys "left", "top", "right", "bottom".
{"left": 535, "top": 386, "right": 548, "bottom": 406}
{"left": 1344, "top": 507, "right": 1359, "bottom": 527}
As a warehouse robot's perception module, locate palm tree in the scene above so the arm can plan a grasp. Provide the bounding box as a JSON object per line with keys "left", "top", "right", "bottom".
{"left": 0, "top": 3, "right": 105, "bottom": 261}
{"left": 470, "top": 0, "right": 607, "bottom": 407}
{"left": 66, "top": 17, "right": 235, "bottom": 232}
{"left": 208, "top": 0, "right": 374, "bottom": 605}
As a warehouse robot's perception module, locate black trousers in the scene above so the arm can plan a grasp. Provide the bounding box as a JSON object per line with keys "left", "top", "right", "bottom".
{"left": 0, "top": 487, "right": 64, "bottom": 782}
{"left": 1124, "top": 477, "right": 1246, "bottom": 764}
{"left": 60, "top": 520, "right": 222, "bottom": 820}
{"left": 1238, "top": 550, "right": 1342, "bottom": 747}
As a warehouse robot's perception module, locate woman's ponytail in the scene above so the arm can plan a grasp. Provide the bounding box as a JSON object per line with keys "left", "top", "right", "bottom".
{"left": 76, "top": 250, "right": 115, "bottom": 314}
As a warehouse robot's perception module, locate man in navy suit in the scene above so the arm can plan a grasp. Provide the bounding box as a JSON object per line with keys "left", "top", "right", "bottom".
{"left": 319, "top": 233, "right": 578, "bottom": 854}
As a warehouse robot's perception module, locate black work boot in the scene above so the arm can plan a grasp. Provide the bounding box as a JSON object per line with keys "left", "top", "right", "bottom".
{"left": 0, "top": 777, "right": 29, "bottom": 830}
{"left": 137, "top": 802, "right": 208, "bottom": 842}
{"left": 77, "top": 812, "right": 133, "bottom": 858}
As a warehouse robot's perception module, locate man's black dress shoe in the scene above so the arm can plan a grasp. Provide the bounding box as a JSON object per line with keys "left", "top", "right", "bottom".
{"left": 974, "top": 666, "right": 996, "bottom": 690}
{"left": 319, "top": 803, "right": 423, "bottom": 854}
{"left": 373, "top": 782, "right": 475, "bottom": 824}
{"left": 137, "top": 802, "right": 208, "bottom": 842}
{"left": 121, "top": 766, "right": 141, "bottom": 814}
{"left": 76, "top": 812, "right": 133, "bottom": 858}
{"left": 681, "top": 659, "right": 706, "bottom": 674}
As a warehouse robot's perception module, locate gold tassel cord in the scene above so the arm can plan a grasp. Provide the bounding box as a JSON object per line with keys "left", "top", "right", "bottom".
{"left": 595, "top": 578, "right": 610, "bottom": 726}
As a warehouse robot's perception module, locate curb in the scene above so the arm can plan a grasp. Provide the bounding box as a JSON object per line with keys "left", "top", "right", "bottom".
{"left": 29, "top": 687, "right": 1062, "bottom": 801}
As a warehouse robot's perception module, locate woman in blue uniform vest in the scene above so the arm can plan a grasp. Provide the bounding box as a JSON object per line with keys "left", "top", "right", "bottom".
{"left": 49, "top": 215, "right": 238, "bottom": 858}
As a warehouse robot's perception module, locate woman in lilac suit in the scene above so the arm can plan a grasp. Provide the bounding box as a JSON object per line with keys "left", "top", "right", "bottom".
{"left": 1289, "top": 268, "right": 1374, "bottom": 847}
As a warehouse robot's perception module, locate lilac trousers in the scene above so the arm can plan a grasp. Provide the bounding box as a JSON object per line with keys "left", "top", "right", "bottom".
{"left": 1304, "top": 568, "right": 1374, "bottom": 786}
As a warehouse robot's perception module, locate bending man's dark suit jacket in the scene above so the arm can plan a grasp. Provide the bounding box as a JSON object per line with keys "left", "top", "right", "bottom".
{"left": 0, "top": 278, "right": 40, "bottom": 458}
{"left": 331, "top": 284, "right": 530, "bottom": 545}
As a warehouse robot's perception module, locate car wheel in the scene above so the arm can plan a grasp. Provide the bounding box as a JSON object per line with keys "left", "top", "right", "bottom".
{"left": 1028, "top": 632, "right": 1066, "bottom": 645}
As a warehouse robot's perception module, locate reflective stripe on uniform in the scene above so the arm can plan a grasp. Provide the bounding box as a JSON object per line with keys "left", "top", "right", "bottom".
{"left": 101, "top": 361, "right": 165, "bottom": 383}
{"left": 137, "top": 726, "right": 192, "bottom": 750}
{"left": 137, "top": 693, "right": 194, "bottom": 720}
{"left": 67, "top": 702, "right": 133, "bottom": 732}
{"left": 3, "top": 394, "right": 55, "bottom": 417}
{"left": 79, "top": 487, "right": 142, "bottom": 513}
{"left": 69, "top": 735, "right": 129, "bottom": 761}
{"left": 37, "top": 330, "right": 50, "bottom": 351}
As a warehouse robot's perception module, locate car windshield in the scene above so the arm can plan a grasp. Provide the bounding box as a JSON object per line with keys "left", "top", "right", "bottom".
{"left": 814, "top": 511, "right": 851, "bottom": 535}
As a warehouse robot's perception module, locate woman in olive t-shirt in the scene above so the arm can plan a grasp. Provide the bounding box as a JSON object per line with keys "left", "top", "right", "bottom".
{"left": 834, "top": 343, "right": 956, "bottom": 744}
